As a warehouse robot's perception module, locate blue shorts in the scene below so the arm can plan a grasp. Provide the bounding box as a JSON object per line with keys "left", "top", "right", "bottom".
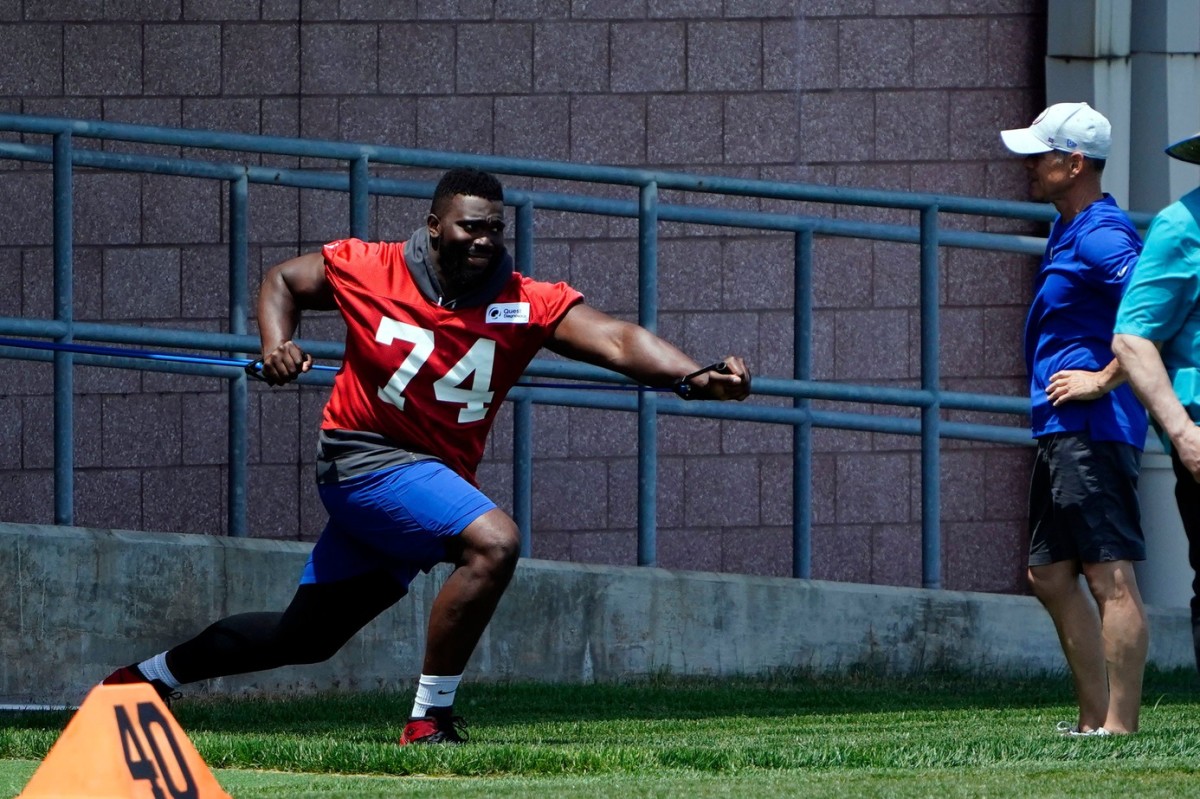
{"left": 300, "top": 459, "right": 496, "bottom": 587}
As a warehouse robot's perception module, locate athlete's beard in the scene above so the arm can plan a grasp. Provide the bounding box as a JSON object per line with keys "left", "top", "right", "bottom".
{"left": 434, "top": 238, "right": 505, "bottom": 297}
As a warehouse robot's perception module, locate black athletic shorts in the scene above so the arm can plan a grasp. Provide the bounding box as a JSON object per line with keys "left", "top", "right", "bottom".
{"left": 1028, "top": 431, "right": 1144, "bottom": 566}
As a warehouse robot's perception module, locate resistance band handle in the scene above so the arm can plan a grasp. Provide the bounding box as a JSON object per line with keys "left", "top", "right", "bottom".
{"left": 245, "top": 351, "right": 322, "bottom": 382}
{"left": 672, "top": 361, "right": 731, "bottom": 400}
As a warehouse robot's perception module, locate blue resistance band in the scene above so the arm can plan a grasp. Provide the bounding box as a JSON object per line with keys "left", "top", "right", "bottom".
{"left": 0, "top": 336, "right": 728, "bottom": 396}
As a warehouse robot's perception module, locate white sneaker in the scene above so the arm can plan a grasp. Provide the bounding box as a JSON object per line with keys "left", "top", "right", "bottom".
{"left": 1055, "top": 721, "right": 1111, "bottom": 737}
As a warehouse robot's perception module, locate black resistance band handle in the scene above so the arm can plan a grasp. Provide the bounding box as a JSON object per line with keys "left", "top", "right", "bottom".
{"left": 672, "top": 361, "right": 731, "bottom": 400}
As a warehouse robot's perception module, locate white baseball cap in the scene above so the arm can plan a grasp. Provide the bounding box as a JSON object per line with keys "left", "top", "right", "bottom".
{"left": 1000, "top": 102, "right": 1112, "bottom": 160}
{"left": 1166, "top": 132, "right": 1200, "bottom": 165}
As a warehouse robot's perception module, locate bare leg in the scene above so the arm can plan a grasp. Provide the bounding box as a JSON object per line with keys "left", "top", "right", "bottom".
{"left": 1028, "top": 560, "right": 1108, "bottom": 731}
{"left": 1082, "top": 560, "right": 1148, "bottom": 734}
{"left": 421, "top": 508, "right": 521, "bottom": 675}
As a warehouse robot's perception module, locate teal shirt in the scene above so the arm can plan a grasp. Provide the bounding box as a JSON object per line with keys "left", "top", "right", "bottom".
{"left": 1114, "top": 187, "right": 1200, "bottom": 423}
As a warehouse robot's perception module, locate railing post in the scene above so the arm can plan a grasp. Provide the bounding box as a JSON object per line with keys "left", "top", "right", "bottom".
{"left": 52, "top": 132, "right": 74, "bottom": 526}
{"left": 637, "top": 182, "right": 659, "bottom": 567}
{"left": 228, "top": 174, "right": 250, "bottom": 537}
{"left": 920, "top": 205, "right": 942, "bottom": 589}
{"left": 350, "top": 154, "right": 369, "bottom": 240}
{"left": 793, "top": 229, "right": 814, "bottom": 578}
{"left": 513, "top": 200, "right": 535, "bottom": 557}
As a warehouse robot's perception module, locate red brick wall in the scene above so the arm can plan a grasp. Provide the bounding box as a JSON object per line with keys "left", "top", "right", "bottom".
{"left": 0, "top": 0, "right": 1047, "bottom": 593}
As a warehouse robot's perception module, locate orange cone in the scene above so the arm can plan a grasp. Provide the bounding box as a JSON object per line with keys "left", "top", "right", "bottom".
{"left": 18, "top": 683, "right": 231, "bottom": 798}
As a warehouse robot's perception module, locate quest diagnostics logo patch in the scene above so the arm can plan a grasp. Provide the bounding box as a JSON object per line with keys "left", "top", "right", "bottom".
{"left": 485, "top": 302, "right": 531, "bottom": 324}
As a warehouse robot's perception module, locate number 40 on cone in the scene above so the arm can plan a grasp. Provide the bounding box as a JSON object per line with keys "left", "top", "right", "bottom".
{"left": 18, "top": 683, "right": 230, "bottom": 799}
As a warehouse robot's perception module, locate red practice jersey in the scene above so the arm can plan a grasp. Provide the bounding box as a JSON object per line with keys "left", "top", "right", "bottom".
{"left": 320, "top": 238, "right": 582, "bottom": 483}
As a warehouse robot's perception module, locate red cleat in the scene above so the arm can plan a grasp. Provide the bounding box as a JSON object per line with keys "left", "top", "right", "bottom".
{"left": 399, "top": 710, "right": 468, "bottom": 745}
{"left": 101, "top": 665, "right": 180, "bottom": 705}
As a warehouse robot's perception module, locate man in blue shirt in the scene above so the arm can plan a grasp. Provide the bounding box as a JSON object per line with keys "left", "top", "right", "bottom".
{"left": 1002, "top": 102, "right": 1147, "bottom": 736}
{"left": 1113, "top": 130, "right": 1200, "bottom": 678}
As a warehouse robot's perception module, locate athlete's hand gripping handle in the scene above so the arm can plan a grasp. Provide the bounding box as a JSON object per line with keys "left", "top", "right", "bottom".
{"left": 672, "top": 357, "right": 751, "bottom": 401}
{"left": 258, "top": 340, "right": 314, "bottom": 386}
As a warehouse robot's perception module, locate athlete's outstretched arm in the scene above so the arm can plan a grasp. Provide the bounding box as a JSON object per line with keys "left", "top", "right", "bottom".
{"left": 257, "top": 252, "right": 337, "bottom": 386}
{"left": 545, "top": 303, "right": 750, "bottom": 400}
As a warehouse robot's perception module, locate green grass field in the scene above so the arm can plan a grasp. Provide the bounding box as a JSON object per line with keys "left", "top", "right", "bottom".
{"left": 3, "top": 669, "right": 1200, "bottom": 798}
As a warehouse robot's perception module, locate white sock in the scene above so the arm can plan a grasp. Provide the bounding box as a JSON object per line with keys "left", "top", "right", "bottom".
{"left": 137, "top": 652, "right": 181, "bottom": 689}
{"left": 411, "top": 674, "right": 462, "bottom": 718}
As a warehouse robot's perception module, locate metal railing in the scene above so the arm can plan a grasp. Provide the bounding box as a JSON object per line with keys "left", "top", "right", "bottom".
{"left": 0, "top": 114, "right": 1155, "bottom": 588}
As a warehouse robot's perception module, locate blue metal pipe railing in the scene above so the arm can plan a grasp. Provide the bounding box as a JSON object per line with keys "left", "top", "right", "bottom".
{"left": 513, "top": 201, "right": 536, "bottom": 557}
{"left": 919, "top": 206, "right": 942, "bottom": 589}
{"left": 793, "top": 230, "right": 814, "bottom": 579}
{"left": 350, "top": 155, "right": 370, "bottom": 240}
{"left": 0, "top": 335, "right": 1035, "bottom": 453}
{"left": 0, "top": 338, "right": 1029, "bottom": 439}
{"left": 52, "top": 132, "right": 74, "bottom": 526}
{"left": 0, "top": 114, "right": 1050, "bottom": 586}
{"left": 229, "top": 175, "right": 250, "bottom": 538}
{"left": 0, "top": 113, "right": 1158, "bottom": 225}
{"left": 0, "top": 140, "right": 1055, "bottom": 256}
{"left": 637, "top": 182, "right": 660, "bottom": 567}
{"left": 0, "top": 325, "right": 1029, "bottom": 418}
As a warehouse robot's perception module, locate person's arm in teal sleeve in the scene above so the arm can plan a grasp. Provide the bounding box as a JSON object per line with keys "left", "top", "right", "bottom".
{"left": 1113, "top": 333, "right": 1200, "bottom": 481}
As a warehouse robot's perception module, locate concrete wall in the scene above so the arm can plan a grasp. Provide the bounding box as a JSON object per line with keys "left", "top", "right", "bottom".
{"left": 0, "top": 1, "right": 1049, "bottom": 594}
{"left": 2, "top": 522, "right": 1191, "bottom": 706}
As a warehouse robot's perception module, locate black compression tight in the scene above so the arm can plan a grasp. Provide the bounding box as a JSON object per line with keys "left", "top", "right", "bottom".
{"left": 1171, "top": 452, "right": 1200, "bottom": 674}
{"left": 163, "top": 571, "right": 409, "bottom": 685}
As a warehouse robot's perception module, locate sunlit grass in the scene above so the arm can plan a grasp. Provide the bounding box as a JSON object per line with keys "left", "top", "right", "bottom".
{"left": 3, "top": 668, "right": 1199, "bottom": 797}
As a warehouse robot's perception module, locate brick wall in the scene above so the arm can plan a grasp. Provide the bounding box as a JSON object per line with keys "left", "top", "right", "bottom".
{"left": 0, "top": 0, "right": 1047, "bottom": 593}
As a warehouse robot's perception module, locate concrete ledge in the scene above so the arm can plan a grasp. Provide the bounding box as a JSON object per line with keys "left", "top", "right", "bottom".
{"left": 1, "top": 522, "right": 1192, "bottom": 704}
